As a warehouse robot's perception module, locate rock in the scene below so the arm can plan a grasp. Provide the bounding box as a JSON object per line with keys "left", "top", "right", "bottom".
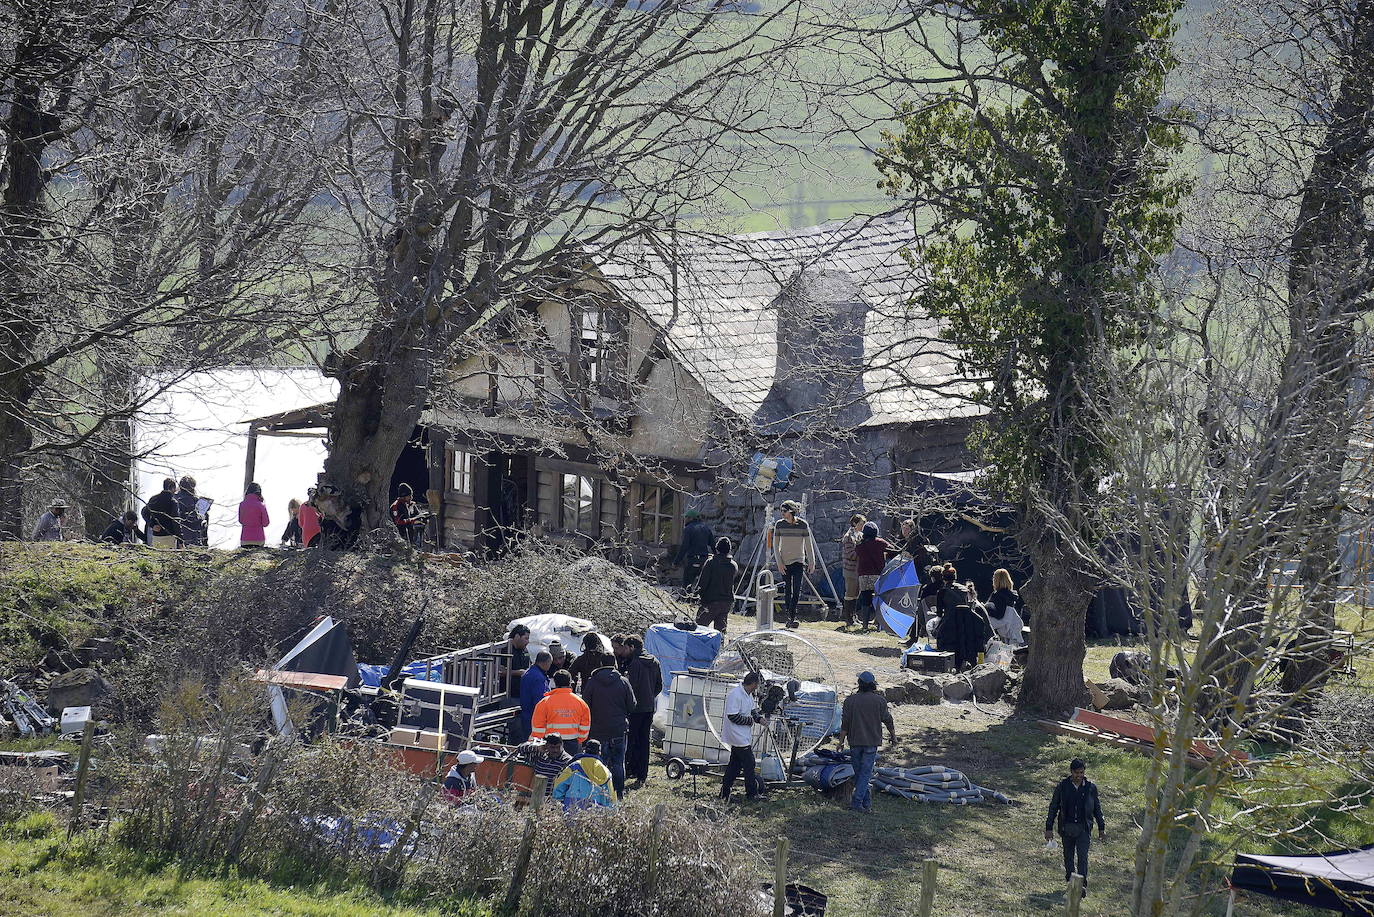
{"left": 906, "top": 675, "right": 945, "bottom": 705}
{"left": 967, "top": 664, "right": 1010, "bottom": 703}
{"left": 1109, "top": 651, "right": 1152, "bottom": 686}
{"left": 883, "top": 685, "right": 909, "bottom": 704}
{"left": 941, "top": 678, "right": 973, "bottom": 702}
{"left": 1085, "top": 678, "right": 1109, "bottom": 711}
{"left": 46, "top": 668, "right": 112, "bottom": 716}
{"left": 1098, "top": 678, "right": 1142, "bottom": 710}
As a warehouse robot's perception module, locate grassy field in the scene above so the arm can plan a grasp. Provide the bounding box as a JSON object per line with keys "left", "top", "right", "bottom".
{"left": 0, "top": 814, "right": 486, "bottom": 917}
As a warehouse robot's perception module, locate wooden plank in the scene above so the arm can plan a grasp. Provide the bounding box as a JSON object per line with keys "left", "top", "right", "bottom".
{"left": 253, "top": 669, "right": 349, "bottom": 692}
{"left": 1036, "top": 719, "right": 1206, "bottom": 770}
{"left": 1070, "top": 708, "right": 1248, "bottom": 764}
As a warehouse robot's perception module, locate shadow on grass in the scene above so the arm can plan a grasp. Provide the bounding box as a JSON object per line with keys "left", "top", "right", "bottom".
{"left": 858, "top": 645, "right": 902, "bottom": 658}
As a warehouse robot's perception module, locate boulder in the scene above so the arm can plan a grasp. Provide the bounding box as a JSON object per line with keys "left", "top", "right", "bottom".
{"left": 1109, "top": 651, "right": 1152, "bottom": 686}
{"left": 941, "top": 678, "right": 973, "bottom": 702}
{"left": 967, "top": 664, "right": 1011, "bottom": 704}
{"left": 1085, "top": 678, "right": 1109, "bottom": 711}
{"left": 906, "top": 675, "right": 945, "bottom": 705}
{"left": 883, "top": 685, "right": 910, "bottom": 705}
{"left": 1098, "top": 678, "right": 1142, "bottom": 711}
{"left": 46, "top": 668, "right": 112, "bottom": 716}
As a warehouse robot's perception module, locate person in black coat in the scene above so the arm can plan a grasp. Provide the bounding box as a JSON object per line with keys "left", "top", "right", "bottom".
{"left": 582, "top": 664, "right": 637, "bottom": 798}
{"left": 673, "top": 511, "right": 715, "bottom": 593}
{"left": 694, "top": 537, "right": 739, "bottom": 633}
{"left": 100, "top": 510, "right": 143, "bottom": 545}
{"left": 144, "top": 477, "right": 182, "bottom": 548}
{"left": 1045, "top": 759, "right": 1106, "bottom": 891}
{"left": 175, "top": 476, "right": 207, "bottom": 547}
{"left": 934, "top": 565, "right": 992, "bottom": 670}
{"left": 615, "top": 634, "right": 662, "bottom": 786}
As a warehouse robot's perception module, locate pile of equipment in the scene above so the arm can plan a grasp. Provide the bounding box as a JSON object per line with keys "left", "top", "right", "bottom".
{"left": 872, "top": 765, "right": 1011, "bottom": 805}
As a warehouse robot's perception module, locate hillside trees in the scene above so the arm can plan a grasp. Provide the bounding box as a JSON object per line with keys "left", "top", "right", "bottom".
{"left": 875, "top": 0, "right": 1189, "bottom": 710}
{"left": 0, "top": 0, "right": 349, "bottom": 537}
{"left": 311, "top": 0, "right": 850, "bottom": 533}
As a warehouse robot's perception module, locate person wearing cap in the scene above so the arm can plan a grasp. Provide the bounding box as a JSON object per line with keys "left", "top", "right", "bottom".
{"left": 1045, "top": 758, "right": 1105, "bottom": 893}
{"left": 530, "top": 670, "right": 591, "bottom": 756}
{"left": 442, "top": 749, "right": 484, "bottom": 803}
{"left": 853, "top": 522, "right": 897, "bottom": 632}
{"left": 525, "top": 734, "right": 573, "bottom": 794}
{"left": 673, "top": 509, "right": 715, "bottom": 593}
{"left": 694, "top": 537, "right": 739, "bottom": 633}
{"left": 719, "top": 671, "right": 764, "bottom": 802}
{"left": 767, "top": 499, "right": 816, "bottom": 628}
{"left": 390, "top": 482, "right": 424, "bottom": 546}
{"left": 546, "top": 639, "right": 575, "bottom": 677}
{"left": 515, "top": 651, "right": 553, "bottom": 745}
{"left": 837, "top": 671, "right": 896, "bottom": 814}
{"left": 31, "top": 500, "right": 67, "bottom": 542}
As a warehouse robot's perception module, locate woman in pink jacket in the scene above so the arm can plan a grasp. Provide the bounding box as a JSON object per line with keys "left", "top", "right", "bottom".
{"left": 238, "top": 482, "right": 271, "bottom": 547}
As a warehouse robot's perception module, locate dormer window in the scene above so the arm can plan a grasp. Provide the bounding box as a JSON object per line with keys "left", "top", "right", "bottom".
{"left": 573, "top": 301, "right": 626, "bottom": 397}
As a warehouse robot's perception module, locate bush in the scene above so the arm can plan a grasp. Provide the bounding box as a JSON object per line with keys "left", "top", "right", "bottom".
{"left": 105, "top": 674, "right": 764, "bottom": 916}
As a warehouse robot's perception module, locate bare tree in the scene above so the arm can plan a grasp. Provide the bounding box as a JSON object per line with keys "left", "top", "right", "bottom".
{"left": 0, "top": 0, "right": 350, "bottom": 537}
{"left": 312, "top": 0, "right": 852, "bottom": 533}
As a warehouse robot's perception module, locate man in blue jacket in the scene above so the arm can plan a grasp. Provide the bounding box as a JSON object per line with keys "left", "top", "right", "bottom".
{"left": 514, "top": 651, "right": 552, "bottom": 744}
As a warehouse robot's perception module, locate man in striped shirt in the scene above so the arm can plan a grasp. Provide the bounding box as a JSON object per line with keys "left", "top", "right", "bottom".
{"left": 768, "top": 500, "right": 816, "bottom": 628}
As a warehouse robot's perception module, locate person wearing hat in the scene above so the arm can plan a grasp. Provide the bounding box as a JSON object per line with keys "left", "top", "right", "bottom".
{"left": 837, "top": 671, "right": 896, "bottom": 814}
{"left": 767, "top": 499, "right": 816, "bottom": 628}
{"left": 673, "top": 508, "right": 715, "bottom": 594}
{"left": 568, "top": 632, "right": 614, "bottom": 693}
{"left": 546, "top": 639, "right": 575, "bottom": 677}
{"left": 390, "top": 482, "right": 425, "bottom": 546}
{"left": 31, "top": 500, "right": 67, "bottom": 542}
{"left": 442, "top": 749, "right": 484, "bottom": 803}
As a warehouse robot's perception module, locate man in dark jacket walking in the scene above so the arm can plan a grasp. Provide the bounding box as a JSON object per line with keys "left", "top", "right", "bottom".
{"left": 673, "top": 510, "right": 714, "bottom": 593}
{"left": 615, "top": 634, "right": 662, "bottom": 786}
{"left": 837, "top": 671, "right": 896, "bottom": 813}
{"left": 1045, "top": 759, "right": 1106, "bottom": 892}
{"left": 694, "top": 537, "right": 738, "bottom": 633}
{"left": 582, "top": 663, "right": 636, "bottom": 798}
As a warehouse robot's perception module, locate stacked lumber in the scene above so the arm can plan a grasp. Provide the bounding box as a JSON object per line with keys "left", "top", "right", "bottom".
{"left": 1037, "top": 708, "right": 1250, "bottom": 770}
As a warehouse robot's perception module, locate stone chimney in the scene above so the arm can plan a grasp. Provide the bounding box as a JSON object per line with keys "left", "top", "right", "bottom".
{"left": 756, "top": 268, "right": 872, "bottom": 431}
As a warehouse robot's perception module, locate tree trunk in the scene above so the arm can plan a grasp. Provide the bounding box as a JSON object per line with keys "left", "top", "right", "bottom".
{"left": 319, "top": 326, "right": 436, "bottom": 536}
{"left": 1017, "top": 519, "right": 1093, "bottom": 712}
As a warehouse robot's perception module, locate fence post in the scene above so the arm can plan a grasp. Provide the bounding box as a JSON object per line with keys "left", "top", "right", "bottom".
{"left": 646, "top": 804, "right": 666, "bottom": 892}
{"left": 504, "top": 817, "right": 538, "bottom": 914}
{"left": 917, "top": 858, "right": 938, "bottom": 917}
{"left": 773, "top": 837, "right": 789, "bottom": 917}
{"left": 381, "top": 781, "right": 436, "bottom": 884}
{"left": 66, "top": 719, "right": 96, "bottom": 841}
{"left": 224, "top": 745, "right": 281, "bottom": 869}
{"left": 530, "top": 774, "right": 548, "bottom": 812}
{"left": 1066, "top": 874, "right": 1084, "bottom": 917}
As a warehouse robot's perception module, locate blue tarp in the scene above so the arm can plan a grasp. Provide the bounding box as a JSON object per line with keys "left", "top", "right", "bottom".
{"left": 875, "top": 558, "right": 923, "bottom": 638}
{"left": 643, "top": 623, "right": 722, "bottom": 700}
{"left": 356, "top": 660, "right": 444, "bottom": 688}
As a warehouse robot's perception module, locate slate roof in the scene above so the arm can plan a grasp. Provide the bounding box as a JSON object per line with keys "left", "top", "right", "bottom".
{"left": 593, "top": 215, "right": 982, "bottom": 427}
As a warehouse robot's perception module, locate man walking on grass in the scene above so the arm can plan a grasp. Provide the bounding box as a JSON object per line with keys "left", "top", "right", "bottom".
{"left": 837, "top": 671, "right": 895, "bottom": 813}
{"left": 1045, "top": 758, "right": 1105, "bottom": 894}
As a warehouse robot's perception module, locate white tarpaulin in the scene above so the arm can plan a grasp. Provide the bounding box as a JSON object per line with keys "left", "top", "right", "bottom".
{"left": 134, "top": 368, "right": 336, "bottom": 547}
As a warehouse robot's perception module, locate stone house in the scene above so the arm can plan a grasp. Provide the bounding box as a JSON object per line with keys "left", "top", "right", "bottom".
{"left": 248, "top": 216, "right": 981, "bottom": 570}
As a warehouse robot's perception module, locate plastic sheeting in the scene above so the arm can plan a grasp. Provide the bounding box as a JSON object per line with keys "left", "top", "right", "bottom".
{"left": 507, "top": 613, "right": 599, "bottom": 658}
{"left": 356, "top": 661, "right": 442, "bottom": 688}
{"left": 1231, "top": 846, "right": 1374, "bottom": 915}
{"left": 644, "top": 623, "right": 722, "bottom": 701}
{"left": 268, "top": 616, "right": 357, "bottom": 736}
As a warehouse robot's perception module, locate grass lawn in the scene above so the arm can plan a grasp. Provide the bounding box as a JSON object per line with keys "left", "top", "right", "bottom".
{"left": 0, "top": 814, "right": 488, "bottom": 917}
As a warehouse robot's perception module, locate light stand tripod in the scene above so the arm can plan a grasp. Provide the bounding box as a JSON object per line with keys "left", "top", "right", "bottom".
{"left": 734, "top": 493, "right": 842, "bottom": 624}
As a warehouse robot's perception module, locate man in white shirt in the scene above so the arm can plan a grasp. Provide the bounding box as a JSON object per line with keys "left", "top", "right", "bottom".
{"left": 718, "top": 671, "right": 763, "bottom": 801}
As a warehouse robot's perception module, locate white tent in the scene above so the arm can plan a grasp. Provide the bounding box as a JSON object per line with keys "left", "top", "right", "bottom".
{"left": 133, "top": 368, "right": 336, "bottom": 547}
